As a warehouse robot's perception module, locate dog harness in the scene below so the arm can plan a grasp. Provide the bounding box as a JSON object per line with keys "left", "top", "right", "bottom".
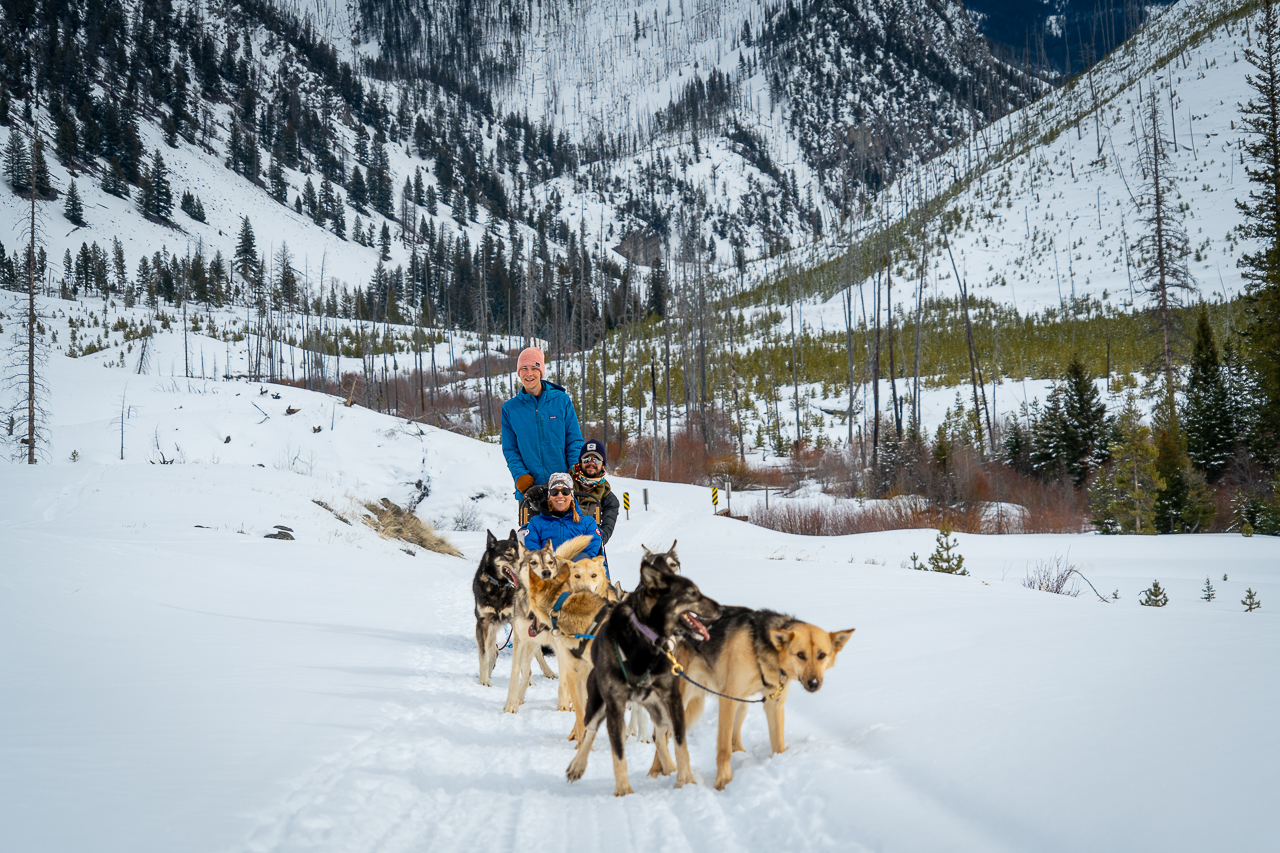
{"left": 551, "top": 591, "right": 598, "bottom": 640}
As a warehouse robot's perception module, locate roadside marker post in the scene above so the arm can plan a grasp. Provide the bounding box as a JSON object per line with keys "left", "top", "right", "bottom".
{"left": 711, "top": 487, "right": 719, "bottom": 513}
{"left": 623, "top": 492, "right": 630, "bottom": 520}
{"left": 643, "top": 488, "right": 649, "bottom": 511}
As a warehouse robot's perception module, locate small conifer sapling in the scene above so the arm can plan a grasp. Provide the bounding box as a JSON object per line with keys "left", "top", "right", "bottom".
{"left": 1139, "top": 580, "right": 1169, "bottom": 607}
{"left": 927, "top": 522, "right": 968, "bottom": 575}
{"left": 1242, "top": 588, "right": 1262, "bottom": 612}
{"left": 1202, "top": 577, "right": 1216, "bottom": 601}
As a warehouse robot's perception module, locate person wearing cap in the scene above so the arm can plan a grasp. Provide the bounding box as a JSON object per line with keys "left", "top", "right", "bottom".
{"left": 500, "top": 346, "right": 585, "bottom": 502}
{"left": 521, "top": 472, "right": 602, "bottom": 559}
{"left": 573, "top": 439, "right": 620, "bottom": 545}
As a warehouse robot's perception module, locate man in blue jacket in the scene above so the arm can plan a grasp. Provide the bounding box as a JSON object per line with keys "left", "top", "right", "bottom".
{"left": 501, "top": 346, "right": 584, "bottom": 501}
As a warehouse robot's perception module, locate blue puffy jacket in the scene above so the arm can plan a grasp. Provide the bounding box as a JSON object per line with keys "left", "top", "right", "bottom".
{"left": 500, "top": 380, "right": 584, "bottom": 497}
{"left": 523, "top": 505, "right": 602, "bottom": 560}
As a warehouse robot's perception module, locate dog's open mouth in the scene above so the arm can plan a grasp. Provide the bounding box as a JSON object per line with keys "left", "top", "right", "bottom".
{"left": 681, "top": 611, "right": 711, "bottom": 642}
{"left": 504, "top": 567, "right": 520, "bottom": 588}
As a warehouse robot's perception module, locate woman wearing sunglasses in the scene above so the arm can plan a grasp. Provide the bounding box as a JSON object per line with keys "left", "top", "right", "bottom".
{"left": 520, "top": 472, "right": 602, "bottom": 560}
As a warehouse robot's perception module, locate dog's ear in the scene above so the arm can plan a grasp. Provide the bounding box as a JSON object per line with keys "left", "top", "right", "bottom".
{"left": 768, "top": 628, "right": 795, "bottom": 652}
{"left": 640, "top": 562, "right": 671, "bottom": 590}
{"left": 829, "top": 629, "right": 855, "bottom": 653}
{"left": 667, "top": 539, "right": 677, "bottom": 554}
{"left": 642, "top": 544, "right": 652, "bottom": 556}
{"left": 541, "top": 539, "right": 555, "bottom": 554}
{"left": 486, "top": 529, "right": 497, "bottom": 548}
{"left": 507, "top": 528, "right": 518, "bottom": 542}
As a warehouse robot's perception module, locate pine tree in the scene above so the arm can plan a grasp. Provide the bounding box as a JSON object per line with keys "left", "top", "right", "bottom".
{"left": 379, "top": 221, "right": 392, "bottom": 261}
{"left": 926, "top": 522, "right": 967, "bottom": 575}
{"left": 303, "top": 177, "right": 319, "bottom": 222}
{"left": 268, "top": 151, "right": 287, "bottom": 203}
{"left": 29, "top": 134, "right": 50, "bottom": 198}
{"left": 1152, "top": 405, "right": 1215, "bottom": 533}
{"left": 1181, "top": 307, "right": 1235, "bottom": 481}
{"left": 1089, "top": 394, "right": 1162, "bottom": 533}
{"left": 1031, "top": 355, "right": 1110, "bottom": 486}
{"left": 1237, "top": 0, "right": 1280, "bottom": 458}
{"left": 62, "top": 179, "right": 84, "bottom": 225}
{"left": 145, "top": 149, "right": 172, "bottom": 219}
{"left": 101, "top": 156, "right": 129, "bottom": 198}
{"left": 1139, "top": 580, "right": 1169, "bottom": 607}
{"left": 1201, "top": 577, "right": 1216, "bottom": 601}
{"left": 3, "top": 129, "right": 29, "bottom": 191}
{"left": 234, "top": 216, "right": 257, "bottom": 281}
{"left": 330, "top": 193, "right": 347, "bottom": 240}
{"left": 348, "top": 166, "right": 367, "bottom": 209}
{"left": 1242, "top": 588, "right": 1262, "bottom": 612}
{"left": 425, "top": 184, "right": 437, "bottom": 215}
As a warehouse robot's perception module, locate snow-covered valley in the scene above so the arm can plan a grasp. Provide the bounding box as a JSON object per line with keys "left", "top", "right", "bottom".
{"left": 2, "top": 313, "right": 1277, "bottom": 853}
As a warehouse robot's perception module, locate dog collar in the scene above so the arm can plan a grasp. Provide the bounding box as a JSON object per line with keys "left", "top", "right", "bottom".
{"left": 627, "top": 609, "right": 663, "bottom": 646}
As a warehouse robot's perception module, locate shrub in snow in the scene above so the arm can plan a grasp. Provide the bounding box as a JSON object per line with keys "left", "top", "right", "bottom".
{"left": 1139, "top": 580, "right": 1168, "bottom": 607}
{"left": 1242, "top": 589, "right": 1262, "bottom": 612}
{"left": 1201, "top": 578, "right": 1216, "bottom": 601}
{"left": 1022, "top": 554, "right": 1080, "bottom": 596}
{"left": 927, "top": 523, "right": 967, "bottom": 575}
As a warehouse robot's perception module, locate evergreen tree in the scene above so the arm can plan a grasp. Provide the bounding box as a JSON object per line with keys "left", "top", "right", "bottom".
{"left": 268, "top": 151, "right": 287, "bottom": 203}
{"left": 1201, "top": 577, "right": 1216, "bottom": 601}
{"left": 30, "top": 134, "right": 51, "bottom": 197}
{"left": 425, "top": 184, "right": 438, "bottom": 215}
{"left": 3, "top": 130, "right": 29, "bottom": 191}
{"left": 1031, "top": 355, "right": 1110, "bottom": 486}
{"left": 1152, "top": 405, "right": 1215, "bottom": 533}
{"left": 234, "top": 216, "right": 257, "bottom": 281}
{"left": 1089, "top": 394, "right": 1162, "bottom": 533}
{"left": 1237, "top": 0, "right": 1280, "bottom": 458}
{"left": 101, "top": 156, "right": 129, "bottom": 198}
{"left": 379, "top": 221, "right": 392, "bottom": 261}
{"left": 1242, "top": 588, "right": 1262, "bottom": 612}
{"left": 330, "top": 193, "right": 347, "bottom": 240}
{"left": 303, "top": 177, "right": 319, "bottom": 222}
{"left": 1181, "top": 307, "right": 1235, "bottom": 481}
{"left": 145, "top": 149, "right": 172, "bottom": 219}
{"left": 1139, "top": 580, "right": 1169, "bottom": 607}
{"left": 63, "top": 179, "right": 84, "bottom": 225}
{"left": 926, "top": 522, "right": 967, "bottom": 575}
{"left": 348, "top": 165, "right": 367, "bottom": 209}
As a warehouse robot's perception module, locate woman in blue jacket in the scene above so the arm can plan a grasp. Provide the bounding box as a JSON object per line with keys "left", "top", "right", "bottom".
{"left": 501, "top": 347, "right": 584, "bottom": 500}
{"left": 522, "top": 473, "right": 602, "bottom": 559}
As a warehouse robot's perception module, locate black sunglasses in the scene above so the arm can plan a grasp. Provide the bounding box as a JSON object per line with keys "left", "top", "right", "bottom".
{"left": 549, "top": 487, "right": 573, "bottom": 496}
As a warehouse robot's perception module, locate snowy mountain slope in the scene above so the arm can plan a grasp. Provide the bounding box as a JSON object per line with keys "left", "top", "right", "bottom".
{"left": 3, "top": 312, "right": 1278, "bottom": 853}
{"left": 799, "top": 0, "right": 1264, "bottom": 316}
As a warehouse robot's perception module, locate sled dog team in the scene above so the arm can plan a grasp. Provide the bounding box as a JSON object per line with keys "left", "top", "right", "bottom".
{"left": 472, "top": 529, "right": 855, "bottom": 796}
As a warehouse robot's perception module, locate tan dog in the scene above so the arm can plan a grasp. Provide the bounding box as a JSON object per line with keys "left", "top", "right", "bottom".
{"left": 667, "top": 607, "right": 853, "bottom": 789}
{"left": 501, "top": 541, "right": 560, "bottom": 713}
{"left": 521, "top": 536, "right": 613, "bottom": 741}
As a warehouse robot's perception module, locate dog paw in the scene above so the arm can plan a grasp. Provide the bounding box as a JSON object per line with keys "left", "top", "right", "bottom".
{"left": 714, "top": 770, "right": 733, "bottom": 790}
{"left": 502, "top": 701, "right": 520, "bottom": 713}
{"left": 478, "top": 676, "right": 491, "bottom": 687}
{"left": 557, "top": 701, "right": 573, "bottom": 712}
{"left": 675, "top": 771, "right": 696, "bottom": 789}
{"left": 566, "top": 755, "right": 588, "bottom": 782}
{"left": 613, "top": 782, "right": 635, "bottom": 797}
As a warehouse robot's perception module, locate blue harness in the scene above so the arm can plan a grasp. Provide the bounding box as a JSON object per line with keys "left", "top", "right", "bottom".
{"left": 551, "top": 591, "right": 597, "bottom": 640}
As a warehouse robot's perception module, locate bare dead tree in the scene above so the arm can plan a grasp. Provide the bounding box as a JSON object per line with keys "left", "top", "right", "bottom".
{"left": 1135, "top": 85, "right": 1196, "bottom": 395}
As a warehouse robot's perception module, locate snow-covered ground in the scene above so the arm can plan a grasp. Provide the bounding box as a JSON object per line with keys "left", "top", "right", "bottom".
{"left": 3, "top": 308, "right": 1278, "bottom": 852}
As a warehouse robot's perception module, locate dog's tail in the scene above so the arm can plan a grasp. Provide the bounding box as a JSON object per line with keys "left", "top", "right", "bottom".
{"left": 555, "top": 534, "right": 594, "bottom": 562}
